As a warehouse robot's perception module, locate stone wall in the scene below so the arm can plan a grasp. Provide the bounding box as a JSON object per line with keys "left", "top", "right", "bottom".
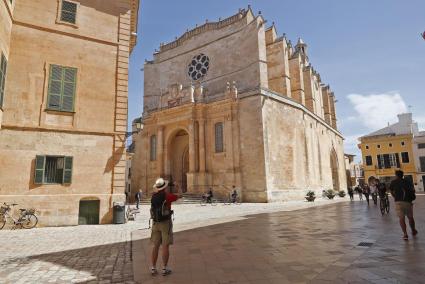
{"left": 143, "top": 9, "right": 267, "bottom": 113}
{"left": 261, "top": 92, "right": 346, "bottom": 201}
{"left": 0, "top": 129, "right": 123, "bottom": 226}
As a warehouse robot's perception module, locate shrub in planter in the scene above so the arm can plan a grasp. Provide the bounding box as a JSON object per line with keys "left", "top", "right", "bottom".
{"left": 325, "top": 189, "right": 336, "bottom": 200}
{"left": 338, "top": 190, "right": 346, "bottom": 197}
{"left": 305, "top": 190, "right": 316, "bottom": 202}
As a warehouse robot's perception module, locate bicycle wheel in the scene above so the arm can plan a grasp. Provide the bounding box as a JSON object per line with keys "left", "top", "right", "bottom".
{"left": 0, "top": 215, "right": 5, "bottom": 230}
{"left": 21, "top": 214, "right": 38, "bottom": 229}
{"left": 200, "top": 199, "right": 207, "bottom": 206}
{"left": 211, "top": 199, "right": 217, "bottom": 206}
{"left": 385, "top": 198, "right": 390, "bottom": 214}
{"left": 379, "top": 200, "right": 385, "bottom": 215}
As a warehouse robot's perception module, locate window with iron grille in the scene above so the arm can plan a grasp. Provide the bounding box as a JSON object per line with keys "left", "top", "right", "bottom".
{"left": 418, "top": 143, "right": 425, "bottom": 149}
{"left": 215, "top": 122, "right": 224, "bottom": 153}
{"left": 401, "top": 152, "right": 409, "bottom": 163}
{"left": 0, "top": 53, "right": 7, "bottom": 108}
{"left": 150, "top": 135, "right": 157, "bottom": 161}
{"left": 34, "top": 156, "right": 73, "bottom": 184}
{"left": 60, "top": 1, "right": 78, "bottom": 24}
{"left": 47, "top": 65, "right": 77, "bottom": 112}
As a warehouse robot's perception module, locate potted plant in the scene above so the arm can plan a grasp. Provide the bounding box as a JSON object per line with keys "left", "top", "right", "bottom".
{"left": 338, "top": 190, "right": 346, "bottom": 198}
{"left": 305, "top": 190, "right": 316, "bottom": 202}
{"left": 325, "top": 189, "right": 336, "bottom": 200}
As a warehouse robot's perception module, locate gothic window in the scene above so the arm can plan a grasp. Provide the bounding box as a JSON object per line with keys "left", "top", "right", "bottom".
{"left": 187, "top": 54, "right": 210, "bottom": 81}
{"left": 214, "top": 122, "right": 224, "bottom": 153}
{"left": 150, "top": 135, "right": 157, "bottom": 161}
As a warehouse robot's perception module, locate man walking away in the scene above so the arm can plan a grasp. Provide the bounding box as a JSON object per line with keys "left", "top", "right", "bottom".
{"left": 150, "top": 178, "right": 180, "bottom": 276}
{"left": 390, "top": 170, "right": 418, "bottom": 240}
{"left": 356, "top": 185, "right": 363, "bottom": 201}
{"left": 135, "top": 189, "right": 143, "bottom": 209}
{"left": 363, "top": 185, "right": 371, "bottom": 205}
{"left": 348, "top": 186, "right": 354, "bottom": 201}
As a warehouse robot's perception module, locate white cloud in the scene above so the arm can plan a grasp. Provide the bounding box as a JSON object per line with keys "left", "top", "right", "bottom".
{"left": 347, "top": 92, "right": 407, "bottom": 130}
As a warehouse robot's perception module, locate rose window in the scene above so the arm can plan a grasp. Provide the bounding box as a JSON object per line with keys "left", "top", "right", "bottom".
{"left": 187, "top": 54, "right": 210, "bottom": 81}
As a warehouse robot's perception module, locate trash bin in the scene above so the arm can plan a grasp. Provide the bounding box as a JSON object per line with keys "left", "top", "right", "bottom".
{"left": 113, "top": 202, "right": 125, "bottom": 224}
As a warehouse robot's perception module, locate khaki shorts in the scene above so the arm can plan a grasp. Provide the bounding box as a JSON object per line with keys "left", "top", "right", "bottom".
{"left": 395, "top": 202, "right": 413, "bottom": 218}
{"left": 151, "top": 219, "right": 173, "bottom": 246}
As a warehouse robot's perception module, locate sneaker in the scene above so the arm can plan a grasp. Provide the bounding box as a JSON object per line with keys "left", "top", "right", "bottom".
{"left": 412, "top": 229, "right": 418, "bottom": 236}
{"left": 403, "top": 235, "right": 409, "bottom": 241}
{"left": 151, "top": 268, "right": 158, "bottom": 276}
{"left": 162, "top": 268, "right": 172, "bottom": 276}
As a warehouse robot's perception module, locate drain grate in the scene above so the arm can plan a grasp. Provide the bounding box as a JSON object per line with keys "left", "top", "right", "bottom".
{"left": 357, "top": 242, "right": 374, "bottom": 247}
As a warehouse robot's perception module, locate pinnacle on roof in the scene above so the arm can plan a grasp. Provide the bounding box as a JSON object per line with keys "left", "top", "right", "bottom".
{"left": 296, "top": 37, "right": 306, "bottom": 46}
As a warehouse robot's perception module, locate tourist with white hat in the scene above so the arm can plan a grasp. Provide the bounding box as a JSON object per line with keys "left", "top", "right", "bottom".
{"left": 150, "top": 178, "right": 181, "bottom": 276}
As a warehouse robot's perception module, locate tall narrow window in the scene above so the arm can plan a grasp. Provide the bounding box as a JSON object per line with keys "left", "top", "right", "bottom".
{"left": 47, "top": 65, "right": 77, "bottom": 112}
{"left": 420, "top": 157, "right": 425, "bottom": 172}
{"left": 60, "top": 1, "right": 78, "bottom": 24}
{"left": 150, "top": 135, "right": 157, "bottom": 161}
{"left": 365, "top": 155, "right": 372, "bottom": 166}
{"left": 401, "top": 152, "right": 409, "bottom": 163}
{"left": 0, "top": 53, "right": 7, "bottom": 108}
{"left": 34, "top": 155, "right": 73, "bottom": 184}
{"left": 215, "top": 122, "right": 224, "bottom": 153}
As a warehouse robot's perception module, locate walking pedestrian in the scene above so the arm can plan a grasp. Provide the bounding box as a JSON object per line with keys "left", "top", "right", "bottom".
{"left": 390, "top": 170, "right": 418, "bottom": 241}
{"left": 363, "top": 184, "right": 371, "bottom": 205}
{"left": 355, "top": 185, "right": 363, "bottom": 201}
{"left": 369, "top": 177, "right": 378, "bottom": 205}
{"left": 135, "top": 188, "right": 143, "bottom": 209}
{"left": 150, "top": 178, "right": 181, "bottom": 276}
{"left": 348, "top": 186, "right": 354, "bottom": 201}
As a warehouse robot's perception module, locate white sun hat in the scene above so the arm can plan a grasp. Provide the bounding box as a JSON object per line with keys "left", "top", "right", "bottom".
{"left": 153, "top": 178, "right": 169, "bottom": 192}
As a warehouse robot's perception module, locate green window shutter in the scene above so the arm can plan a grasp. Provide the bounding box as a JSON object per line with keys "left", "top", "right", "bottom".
{"left": 47, "top": 65, "right": 77, "bottom": 112}
{"left": 63, "top": 156, "right": 73, "bottom": 184}
{"left": 61, "top": 68, "right": 76, "bottom": 112}
{"left": 34, "top": 156, "right": 45, "bottom": 184}
{"left": 47, "top": 65, "right": 63, "bottom": 110}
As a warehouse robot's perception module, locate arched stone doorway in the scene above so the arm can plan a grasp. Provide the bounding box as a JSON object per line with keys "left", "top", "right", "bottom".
{"left": 330, "top": 149, "right": 340, "bottom": 191}
{"left": 168, "top": 129, "right": 190, "bottom": 193}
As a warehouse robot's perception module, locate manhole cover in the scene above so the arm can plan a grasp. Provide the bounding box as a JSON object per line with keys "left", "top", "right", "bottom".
{"left": 357, "top": 242, "right": 374, "bottom": 247}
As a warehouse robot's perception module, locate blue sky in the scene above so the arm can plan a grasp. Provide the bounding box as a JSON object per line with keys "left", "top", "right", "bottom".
{"left": 128, "top": 0, "right": 425, "bottom": 158}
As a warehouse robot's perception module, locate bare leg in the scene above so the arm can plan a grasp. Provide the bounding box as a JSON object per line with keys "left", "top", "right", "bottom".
{"left": 399, "top": 216, "right": 408, "bottom": 237}
{"left": 408, "top": 216, "right": 417, "bottom": 234}
{"left": 151, "top": 244, "right": 160, "bottom": 267}
{"left": 162, "top": 244, "right": 170, "bottom": 267}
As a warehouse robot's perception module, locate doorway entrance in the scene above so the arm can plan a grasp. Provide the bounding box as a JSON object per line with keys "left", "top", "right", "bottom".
{"left": 330, "top": 150, "right": 340, "bottom": 191}
{"left": 78, "top": 199, "right": 100, "bottom": 225}
{"left": 169, "top": 129, "right": 190, "bottom": 193}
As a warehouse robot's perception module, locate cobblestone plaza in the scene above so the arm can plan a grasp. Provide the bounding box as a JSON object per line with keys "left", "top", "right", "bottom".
{"left": 0, "top": 197, "right": 424, "bottom": 283}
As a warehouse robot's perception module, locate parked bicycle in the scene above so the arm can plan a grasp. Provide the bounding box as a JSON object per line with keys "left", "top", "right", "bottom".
{"left": 0, "top": 203, "right": 38, "bottom": 230}
{"left": 379, "top": 193, "right": 390, "bottom": 215}
{"left": 200, "top": 194, "right": 217, "bottom": 206}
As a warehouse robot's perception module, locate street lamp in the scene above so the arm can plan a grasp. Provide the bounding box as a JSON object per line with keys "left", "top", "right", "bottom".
{"left": 125, "top": 121, "right": 142, "bottom": 138}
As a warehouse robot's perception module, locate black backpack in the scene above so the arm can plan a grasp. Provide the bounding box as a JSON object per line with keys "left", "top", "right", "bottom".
{"left": 150, "top": 190, "right": 172, "bottom": 222}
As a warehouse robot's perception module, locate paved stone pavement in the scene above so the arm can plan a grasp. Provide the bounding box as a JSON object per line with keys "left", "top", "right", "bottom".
{"left": 133, "top": 196, "right": 425, "bottom": 284}
{"left": 0, "top": 198, "right": 346, "bottom": 283}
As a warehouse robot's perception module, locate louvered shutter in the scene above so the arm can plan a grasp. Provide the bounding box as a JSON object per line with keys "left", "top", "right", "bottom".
{"left": 48, "top": 65, "right": 63, "bottom": 110}
{"left": 63, "top": 156, "right": 73, "bottom": 184}
{"left": 34, "top": 155, "right": 45, "bottom": 184}
{"left": 61, "top": 68, "right": 76, "bottom": 112}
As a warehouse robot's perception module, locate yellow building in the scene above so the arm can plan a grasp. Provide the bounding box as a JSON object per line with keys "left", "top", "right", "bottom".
{"left": 0, "top": 0, "right": 139, "bottom": 226}
{"left": 359, "top": 113, "right": 419, "bottom": 188}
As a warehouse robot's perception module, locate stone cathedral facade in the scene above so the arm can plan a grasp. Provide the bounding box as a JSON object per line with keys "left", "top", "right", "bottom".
{"left": 131, "top": 7, "right": 346, "bottom": 202}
